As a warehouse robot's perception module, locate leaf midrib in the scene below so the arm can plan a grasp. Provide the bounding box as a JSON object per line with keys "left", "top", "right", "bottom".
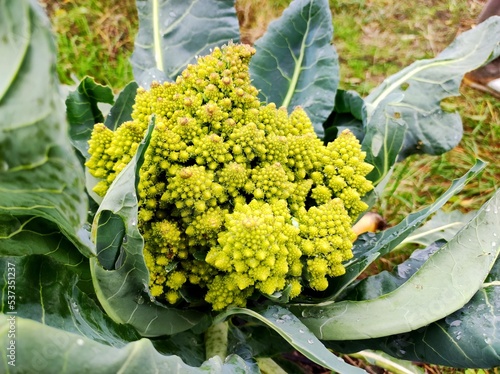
{"left": 282, "top": 3, "right": 313, "bottom": 108}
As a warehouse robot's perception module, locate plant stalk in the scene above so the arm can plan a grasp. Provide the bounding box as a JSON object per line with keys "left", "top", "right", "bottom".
{"left": 256, "top": 358, "right": 288, "bottom": 374}
{"left": 205, "top": 321, "right": 229, "bottom": 361}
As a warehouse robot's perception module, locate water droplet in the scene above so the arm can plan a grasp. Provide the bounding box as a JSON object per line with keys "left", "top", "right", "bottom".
{"left": 307, "top": 339, "right": 314, "bottom": 344}
{"left": 136, "top": 296, "right": 144, "bottom": 305}
{"left": 282, "top": 314, "right": 291, "bottom": 321}
{"left": 169, "top": 11, "right": 176, "bottom": 17}
{"left": 486, "top": 206, "right": 491, "bottom": 212}
{"left": 299, "top": 329, "right": 305, "bottom": 334}
{"left": 76, "top": 339, "right": 84, "bottom": 346}
{"left": 276, "top": 319, "right": 284, "bottom": 324}
{"left": 450, "top": 320, "right": 462, "bottom": 327}
{"left": 399, "top": 350, "right": 406, "bottom": 355}
{"left": 493, "top": 242, "right": 497, "bottom": 247}
{"left": 494, "top": 233, "right": 498, "bottom": 237}
{"left": 122, "top": 235, "right": 128, "bottom": 244}
{"left": 485, "top": 337, "right": 492, "bottom": 344}
{"left": 71, "top": 300, "right": 80, "bottom": 314}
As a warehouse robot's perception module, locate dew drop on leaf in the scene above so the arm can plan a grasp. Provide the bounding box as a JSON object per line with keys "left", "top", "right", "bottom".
{"left": 307, "top": 339, "right": 314, "bottom": 344}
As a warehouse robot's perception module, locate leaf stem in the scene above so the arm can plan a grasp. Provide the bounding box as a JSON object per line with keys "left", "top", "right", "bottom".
{"left": 398, "top": 222, "right": 463, "bottom": 247}
{"left": 351, "top": 351, "right": 419, "bottom": 374}
{"left": 205, "top": 321, "right": 228, "bottom": 361}
{"left": 256, "top": 358, "right": 288, "bottom": 374}
{"left": 152, "top": 0, "right": 163, "bottom": 72}
{"left": 281, "top": 4, "right": 311, "bottom": 108}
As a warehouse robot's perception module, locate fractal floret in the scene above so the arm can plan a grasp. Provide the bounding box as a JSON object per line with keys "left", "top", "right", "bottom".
{"left": 86, "top": 43, "right": 374, "bottom": 310}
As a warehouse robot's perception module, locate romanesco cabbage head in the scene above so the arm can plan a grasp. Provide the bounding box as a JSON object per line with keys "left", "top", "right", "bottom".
{"left": 86, "top": 43, "right": 374, "bottom": 310}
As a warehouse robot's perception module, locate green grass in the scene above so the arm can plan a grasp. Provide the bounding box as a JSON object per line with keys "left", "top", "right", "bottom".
{"left": 381, "top": 92, "right": 499, "bottom": 225}
{"left": 39, "top": 0, "right": 137, "bottom": 89}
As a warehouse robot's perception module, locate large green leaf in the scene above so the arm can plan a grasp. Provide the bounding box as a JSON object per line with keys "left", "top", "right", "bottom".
{"left": 95, "top": 210, "right": 126, "bottom": 270}
{"left": 90, "top": 122, "right": 209, "bottom": 336}
{"left": 362, "top": 103, "right": 407, "bottom": 185}
{"left": 364, "top": 16, "right": 500, "bottom": 158}
{"left": 328, "top": 247, "right": 500, "bottom": 368}
{"left": 323, "top": 89, "right": 365, "bottom": 144}
{"left": 215, "top": 306, "right": 367, "bottom": 373}
{"left": 104, "top": 81, "right": 139, "bottom": 130}
{"left": 0, "top": 314, "right": 262, "bottom": 373}
{"left": 0, "top": 0, "right": 91, "bottom": 257}
{"left": 342, "top": 241, "right": 445, "bottom": 302}
{"left": 295, "top": 188, "right": 500, "bottom": 340}
{"left": 131, "top": 0, "right": 240, "bottom": 86}
{"left": 66, "top": 77, "right": 114, "bottom": 159}
{"left": 0, "top": 255, "right": 256, "bottom": 373}
{"left": 0, "top": 0, "right": 29, "bottom": 100}
{"left": 310, "top": 160, "right": 486, "bottom": 302}
{"left": 249, "top": 0, "right": 338, "bottom": 137}
{"left": 0, "top": 256, "right": 106, "bottom": 338}
{"left": 0, "top": 216, "right": 91, "bottom": 269}
{"left": 397, "top": 209, "right": 476, "bottom": 249}
{"left": 0, "top": 317, "right": 184, "bottom": 374}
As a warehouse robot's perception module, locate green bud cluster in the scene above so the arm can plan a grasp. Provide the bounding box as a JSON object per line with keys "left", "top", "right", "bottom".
{"left": 86, "top": 43, "right": 374, "bottom": 310}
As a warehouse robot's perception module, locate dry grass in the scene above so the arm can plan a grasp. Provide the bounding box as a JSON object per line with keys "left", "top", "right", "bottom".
{"left": 236, "top": 0, "right": 288, "bottom": 44}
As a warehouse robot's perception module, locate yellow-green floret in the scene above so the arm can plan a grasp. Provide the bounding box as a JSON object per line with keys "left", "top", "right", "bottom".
{"left": 85, "top": 43, "right": 374, "bottom": 311}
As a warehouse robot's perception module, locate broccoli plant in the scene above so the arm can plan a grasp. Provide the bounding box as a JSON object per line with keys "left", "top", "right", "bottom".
{"left": 1, "top": 0, "right": 499, "bottom": 372}
{"left": 86, "top": 43, "right": 374, "bottom": 311}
